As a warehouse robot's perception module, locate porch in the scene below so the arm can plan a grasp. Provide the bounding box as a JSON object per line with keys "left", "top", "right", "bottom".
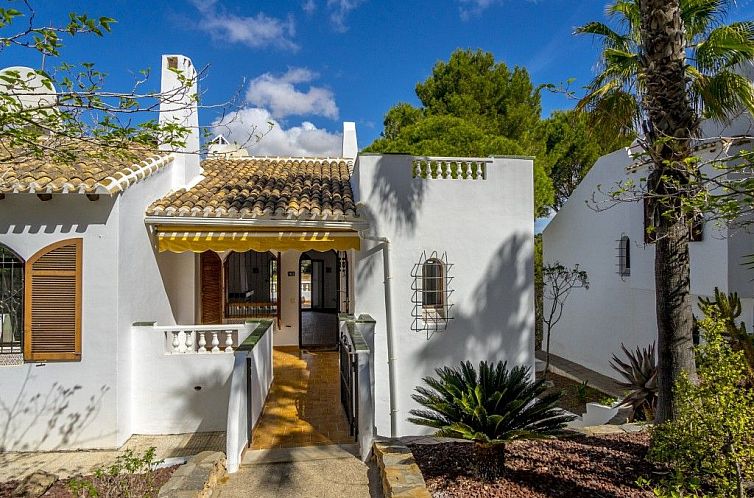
{"left": 250, "top": 346, "right": 353, "bottom": 449}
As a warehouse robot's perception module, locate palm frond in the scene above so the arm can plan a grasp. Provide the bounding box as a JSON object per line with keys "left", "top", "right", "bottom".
{"left": 695, "top": 22, "right": 754, "bottom": 72}
{"left": 409, "top": 360, "right": 574, "bottom": 445}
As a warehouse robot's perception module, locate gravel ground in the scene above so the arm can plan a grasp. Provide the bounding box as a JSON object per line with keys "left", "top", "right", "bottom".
{"left": 0, "top": 466, "right": 178, "bottom": 497}
{"left": 410, "top": 433, "right": 659, "bottom": 497}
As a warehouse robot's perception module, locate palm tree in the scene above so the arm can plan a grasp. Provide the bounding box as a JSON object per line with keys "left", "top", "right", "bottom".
{"left": 409, "top": 361, "right": 573, "bottom": 480}
{"left": 577, "top": 0, "right": 754, "bottom": 422}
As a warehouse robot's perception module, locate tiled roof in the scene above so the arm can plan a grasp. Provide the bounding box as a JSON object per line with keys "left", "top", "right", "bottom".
{"left": 0, "top": 143, "right": 174, "bottom": 194}
{"left": 147, "top": 157, "right": 358, "bottom": 220}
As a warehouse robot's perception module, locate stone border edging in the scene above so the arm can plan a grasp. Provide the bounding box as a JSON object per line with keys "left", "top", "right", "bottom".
{"left": 373, "top": 439, "right": 431, "bottom": 498}
{"left": 157, "top": 451, "right": 227, "bottom": 498}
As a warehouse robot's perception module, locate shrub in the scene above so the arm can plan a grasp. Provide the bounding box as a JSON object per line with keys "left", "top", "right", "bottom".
{"left": 610, "top": 343, "right": 658, "bottom": 421}
{"left": 67, "top": 447, "right": 163, "bottom": 498}
{"left": 408, "top": 360, "right": 574, "bottom": 480}
{"left": 649, "top": 315, "right": 754, "bottom": 497}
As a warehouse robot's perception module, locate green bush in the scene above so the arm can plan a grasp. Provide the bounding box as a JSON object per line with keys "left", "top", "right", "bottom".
{"left": 649, "top": 314, "right": 754, "bottom": 497}
{"left": 67, "top": 447, "right": 163, "bottom": 498}
{"left": 408, "top": 360, "right": 574, "bottom": 480}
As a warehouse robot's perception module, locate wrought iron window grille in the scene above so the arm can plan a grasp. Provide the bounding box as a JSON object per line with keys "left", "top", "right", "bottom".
{"left": 616, "top": 234, "right": 631, "bottom": 279}
{"left": 0, "top": 245, "right": 24, "bottom": 355}
{"left": 411, "top": 251, "right": 454, "bottom": 338}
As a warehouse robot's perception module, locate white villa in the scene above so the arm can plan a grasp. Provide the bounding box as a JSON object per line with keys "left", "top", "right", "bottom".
{"left": 543, "top": 65, "right": 754, "bottom": 380}
{"left": 0, "top": 55, "right": 535, "bottom": 472}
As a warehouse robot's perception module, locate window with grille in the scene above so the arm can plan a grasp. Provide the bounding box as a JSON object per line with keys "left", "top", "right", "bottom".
{"left": 618, "top": 235, "right": 631, "bottom": 277}
{"left": 411, "top": 251, "right": 454, "bottom": 336}
{"left": 0, "top": 245, "right": 24, "bottom": 354}
{"left": 422, "top": 259, "right": 445, "bottom": 316}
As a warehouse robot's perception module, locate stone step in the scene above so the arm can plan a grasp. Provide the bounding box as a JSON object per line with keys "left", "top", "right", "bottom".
{"left": 241, "top": 443, "right": 360, "bottom": 465}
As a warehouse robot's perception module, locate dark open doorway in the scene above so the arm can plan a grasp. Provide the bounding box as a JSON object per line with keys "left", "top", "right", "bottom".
{"left": 298, "top": 250, "right": 348, "bottom": 350}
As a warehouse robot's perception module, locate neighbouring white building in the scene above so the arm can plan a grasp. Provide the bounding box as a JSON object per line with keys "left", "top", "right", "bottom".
{"left": 543, "top": 67, "right": 754, "bottom": 380}
{"left": 0, "top": 54, "right": 535, "bottom": 471}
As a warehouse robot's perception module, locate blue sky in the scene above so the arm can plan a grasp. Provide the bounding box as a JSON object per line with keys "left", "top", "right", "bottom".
{"left": 5, "top": 0, "right": 754, "bottom": 157}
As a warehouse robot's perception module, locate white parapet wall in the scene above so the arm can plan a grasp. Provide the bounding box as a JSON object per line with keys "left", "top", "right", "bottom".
{"left": 226, "top": 320, "right": 274, "bottom": 473}
{"left": 130, "top": 322, "right": 253, "bottom": 435}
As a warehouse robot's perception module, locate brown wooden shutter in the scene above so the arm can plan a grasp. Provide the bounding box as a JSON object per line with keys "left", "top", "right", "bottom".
{"left": 24, "top": 238, "right": 82, "bottom": 362}
{"left": 200, "top": 251, "right": 223, "bottom": 324}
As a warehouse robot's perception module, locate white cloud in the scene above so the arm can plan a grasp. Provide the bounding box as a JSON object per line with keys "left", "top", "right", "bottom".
{"left": 326, "top": 0, "right": 365, "bottom": 32}
{"left": 246, "top": 68, "right": 339, "bottom": 119}
{"left": 457, "top": 0, "right": 500, "bottom": 20}
{"left": 190, "top": 0, "right": 298, "bottom": 51}
{"left": 302, "top": 0, "right": 317, "bottom": 14}
{"left": 212, "top": 107, "right": 342, "bottom": 157}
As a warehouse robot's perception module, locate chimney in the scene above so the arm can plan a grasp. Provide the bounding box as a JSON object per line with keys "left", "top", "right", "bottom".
{"left": 159, "top": 54, "right": 200, "bottom": 187}
{"left": 342, "top": 122, "right": 358, "bottom": 158}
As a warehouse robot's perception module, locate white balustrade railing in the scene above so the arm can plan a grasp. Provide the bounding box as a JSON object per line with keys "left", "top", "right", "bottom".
{"left": 154, "top": 324, "right": 248, "bottom": 354}
{"left": 411, "top": 156, "right": 492, "bottom": 180}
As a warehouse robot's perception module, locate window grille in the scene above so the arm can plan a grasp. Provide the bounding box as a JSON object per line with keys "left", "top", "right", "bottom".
{"left": 411, "top": 251, "right": 454, "bottom": 337}
{"left": 0, "top": 245, "right": 23, "bottom": 354}
{"left": 617, "top": 235, "right": 631, "bottom": 278}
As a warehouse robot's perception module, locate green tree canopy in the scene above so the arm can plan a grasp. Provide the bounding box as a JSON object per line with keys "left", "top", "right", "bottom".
{"left": 539, "top": 110, "right": 633, "bottom": 210}
{"left": 366, "top": 49, "right": 554, "bottom": 216}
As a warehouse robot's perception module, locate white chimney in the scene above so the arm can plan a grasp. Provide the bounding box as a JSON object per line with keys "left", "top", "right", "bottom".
{"left": 159, "top": 54, "right": 200, "bottom": 186}
{"left": 342, "top": 121, "right": 358, "bottom": 158}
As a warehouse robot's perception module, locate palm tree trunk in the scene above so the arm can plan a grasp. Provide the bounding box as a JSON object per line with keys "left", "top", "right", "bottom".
{"left": 638, "top": 0, "right": 699, "bottom": 422}
{"left": 475, "top": 442, "right": 506, "bottom": 481}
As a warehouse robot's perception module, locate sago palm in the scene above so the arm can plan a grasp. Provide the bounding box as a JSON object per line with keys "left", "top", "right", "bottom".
{"left": 409, "top": 360, "right": 574, "bottom": 480}
{"left": 577, "top": 0, "right": 754, "bottom": 132}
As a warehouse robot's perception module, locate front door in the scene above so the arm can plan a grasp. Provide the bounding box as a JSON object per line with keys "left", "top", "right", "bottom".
{"left": 299, "top": 251, "right": 339, "bottom": 350}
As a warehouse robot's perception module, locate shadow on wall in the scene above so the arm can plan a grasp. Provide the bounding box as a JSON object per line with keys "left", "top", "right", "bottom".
{"left": 415, "top": 233, "right": 533, "bottom": 371}
{"left": 0, "top": 195, "right": 116, "bottom": 237}
{"left": 371, "top": 156, "right": 426, "bottom": 236}
{"left": 168, "top": 368, "right": 233, "bottom": 433}
{"left": 0, "top": 366, "right": 110, "bottom": 452}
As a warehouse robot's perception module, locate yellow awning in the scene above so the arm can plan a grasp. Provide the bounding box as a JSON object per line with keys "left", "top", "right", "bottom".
{"left": 157, "top": 230, "right": 361, "bottom": 253}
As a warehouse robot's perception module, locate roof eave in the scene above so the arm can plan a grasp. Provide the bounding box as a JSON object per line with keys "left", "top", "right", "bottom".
{"left": 144, "top": 215, "right": 370, "bottom": 232}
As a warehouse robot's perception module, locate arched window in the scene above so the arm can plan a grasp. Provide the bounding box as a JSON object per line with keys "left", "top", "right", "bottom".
{"left": 422, "top": 258, "right": 445, "bottom": 317}
{"left": 619, "top": 236, "right": 631, "bottom": 277}
{"left": 0, "top": 245, "right": 24, "bottom": 354}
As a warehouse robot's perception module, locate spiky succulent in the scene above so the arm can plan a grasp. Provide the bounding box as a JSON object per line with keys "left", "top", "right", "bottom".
{"left": 409, "top": 360, "right": 574, "bottom": 479}
{"left": 610, "top": 343, "right": 658, "bottom": 421}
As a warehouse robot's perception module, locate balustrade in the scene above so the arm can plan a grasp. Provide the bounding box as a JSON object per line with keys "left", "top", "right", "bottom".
{"left": 156, "top": 324, "right": 247, "bottom": 354}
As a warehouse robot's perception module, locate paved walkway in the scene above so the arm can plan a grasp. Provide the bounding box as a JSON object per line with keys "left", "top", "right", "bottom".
{"left": 214, "top": 445, "right": 383, "bottom": 498}
{"left": 536, "top": 350, "right": 624, "bottom": 397}
{"left": 251, "top": 346, "right": 353, "bottom": 449}
{"left": 0, "top": 432, "right": 224, "bottom": 481}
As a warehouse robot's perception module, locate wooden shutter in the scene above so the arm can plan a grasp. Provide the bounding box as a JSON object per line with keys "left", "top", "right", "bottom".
{"left": 24, "top": 239, "right": 82, "bottom": 362}
{"left": 200, "top": 251, "right": 223, "bottom": 324}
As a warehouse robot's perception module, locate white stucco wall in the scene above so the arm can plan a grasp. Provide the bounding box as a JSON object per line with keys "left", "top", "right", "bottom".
{"left": 0, "top": 194, "right": 121, "bottom": 451}
{"left": 0, "top": 157, "right": 202, "bottom": 451}
{"left": 130, "top": 325, "right": 238, "bottom": 435}
{"left": 543, "top": 144, "right": 754, "bottom": 380}
{"left": 353, "top": 154, "right": 535, "bottom": 437}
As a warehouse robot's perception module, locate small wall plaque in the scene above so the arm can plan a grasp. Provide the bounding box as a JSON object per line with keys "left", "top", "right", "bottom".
{"left": 288, "top": 271, "right": 296, "bottom": 277}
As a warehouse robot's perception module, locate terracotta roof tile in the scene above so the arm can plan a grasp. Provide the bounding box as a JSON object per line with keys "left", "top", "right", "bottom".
{"left": 147, "top": 157, "right": 358, "bottom": 220}
{"left": 0, "top": 142, "right": 174, "bottom": 194}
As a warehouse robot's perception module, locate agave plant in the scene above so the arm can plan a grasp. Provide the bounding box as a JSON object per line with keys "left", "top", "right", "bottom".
{"left": 610, "top": 343, "right": 658, "bottom": 421}
{"left": 408, "top": 360, "right": 574, "bottom": 480}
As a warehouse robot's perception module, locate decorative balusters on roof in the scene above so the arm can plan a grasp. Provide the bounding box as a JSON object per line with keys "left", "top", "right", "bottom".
{"left": 411, "top": 157, "right": 491, "bottom": 180}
